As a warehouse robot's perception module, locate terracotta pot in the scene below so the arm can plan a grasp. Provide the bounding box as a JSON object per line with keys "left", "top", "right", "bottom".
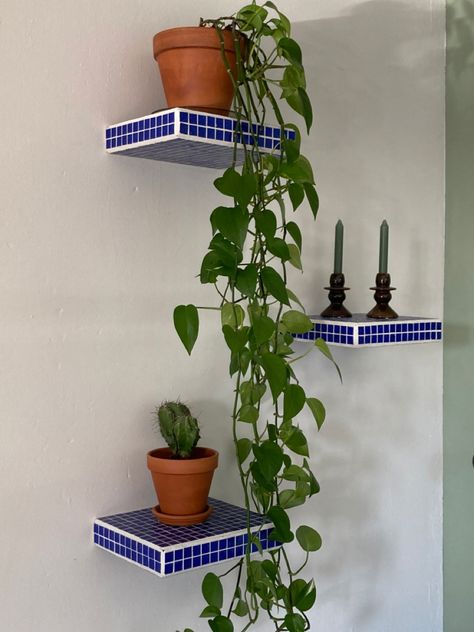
{"left": 147, "top": 447, "right": 218, "bottom": 525}
{"left": 153, "top": 26, "right": 243, "bottom": 115}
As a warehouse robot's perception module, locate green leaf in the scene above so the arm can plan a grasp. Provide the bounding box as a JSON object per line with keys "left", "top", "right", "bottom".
{"left": 209, "top": 233, "right": 242, "bottom": 268}
{"left": 287, "top": 288, "right": 305, "bottom": 309}
{"left": 260, "top": 352, "right": 288, "bottom": 401}
{"left": 281, "top": 426, "right": 309, "bottom": 456}
{"left": 209, "top": 616, "right": 234, "bottom": 632}
{"left": 286, "top": 88, "right": 313, "bottom": 134}
{"left": 282, "top": 464, "right": 308, "bottom": 481}
{"left": 253, "top": 440, "right": 284, "bottom": 481}
{"left": 281, "top": 156, "right": 314, "bottom": 184}
{"left": 236, "top": 438, "right": 252, "bottom": 464}
{"left": 261, "top": 266, "right": 290, "bottom": 306}
{"left": 214, "top": 168, "right": 240, "bottom": 197}
{"left": 281, "top": 64, "right": 306, "bottom": 91}
{"left": 200, "top": 605, "right": 221, "bottom": 618}
{"left": 279, "top": 489, "right": 306, "bottom": 509}
{"left": 278, "top": 37, "right": 303, "bottom": 65}
{"left": 303, "top": 183, "right": 319, "bottom": 219}
{"left": 235, "top": 264, "right": 258, "bottom": 297}
{"left": 251, "top": 311, "right": 276, "bottom": 345}
{"left": 239, "top": 404, "right": 259, "bottom": 424}
{"left": 289, "top": 579, "right": 316, "bottom": 612}
{"left": 288, "top": 243, "right": 303, "bottom": 270}
{"left": 288, "top": 183, "right": 304, "bottom": 211}
{"left": 286, "top": 221, "right": 302, "bottom": 252}
{"left": 221, "top": 302, "right": 245, "bottom": 329}
{"left": 315, "top": 338, "right": 343, "bottom": 382}
{"left": 284, "top": 613, "right": 306, "bottom": 632}
{"left": 296, "top": 525, "right": 322, "bottom": 552}
{"left": 210, "top": 206, "right": 249, "bottom": 249}
{"left": 232, "top": 600, "right": 249, "bottom": 617}
{"left": 281, "top": 310, "right": 313, "bottom": 334}
{"left": 173, "top": 304, "right": 199, "bottom": 355}
{"left": 266, "top": 237, "right": 290, "bottom": 262}
{"left": 306, "top": 397, "right": 326, "bottom": 430}
{"left": 267, "top": 505, "right": 293, "bottom": 543}
{"left": 202, "top": 573, "right": 223, "bottom": 609}
{"left": 222, "top": 324, "right": 248, "bottom": 353}
{"left": 255, "top": 209, "right": 277, "bottom": 240}
{"left": 283, "top": 383, "right": 306, "bottom": 420}
{"left": 261, "top": 559, "right": 278, "bottom": 581}
{"left": 200, "top": 250, "right": 229, "bottom": 284}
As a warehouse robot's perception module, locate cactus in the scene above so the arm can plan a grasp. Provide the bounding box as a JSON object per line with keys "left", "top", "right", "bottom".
{"left": 155, "top": 401, "right": 200, "bottom": 458}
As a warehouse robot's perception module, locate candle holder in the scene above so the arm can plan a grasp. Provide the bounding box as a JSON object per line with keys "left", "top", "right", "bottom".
{"left": 367, "top": 272, "right": 398, "bottom": 319}
{"left": 321, "top": 273, "right": 352, "bottom": 318}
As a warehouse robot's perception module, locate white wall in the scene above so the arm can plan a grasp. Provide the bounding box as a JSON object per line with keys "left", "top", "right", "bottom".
{"left": 0, "top": 1, "right": 444, "bottom": 631}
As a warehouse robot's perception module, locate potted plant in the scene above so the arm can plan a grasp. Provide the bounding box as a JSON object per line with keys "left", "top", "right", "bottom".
{"left": 168, "top": 2, "right": 340, "bottom": 630}
{"left": 153, "top": 23, "right": 245, "bottom": 115}
{"left": 147, "top": 401, "right": 218, "bottom": 526}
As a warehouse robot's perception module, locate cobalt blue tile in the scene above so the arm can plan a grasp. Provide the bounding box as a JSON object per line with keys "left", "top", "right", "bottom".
{"left": 180, "top": 123, "right": 188, "bottom": 134}
{"left": 225, "top": 119, "right": 233, "bottom": 130}
{"left": 208, "top": 129, "right": 216, "bottom": 139}
{"left": 184, "top": 547, "right": 192, "bottom": 558}
{"left": 198, "top": 127, "right": 206, "bottom": 138}
{"left": 139, "top": 131, "right": 144, "bottom": 141}
{"left": 198, "top": 115, "right": 206, "bottom": 125}
{"left": 174, "top": 560, "right": 183, "bottom": 572}
{"left": 165, "top": 563, "right": 173, "bottom": 574}
{"left": 208, "top": 116, "right": 216, "bottom": 127}
{"left": 210, "top": 541, "right": 219, "bottom": 552}
{"left": 163, "top": 113, "right": 168, "bottom": 124}
{"left": 150, "top": 129, "right": 156, "bottom": 139}
{"left": 139, "top": 120, "right": 144, "bottom": 130}
{"left": 193, "top": 544, "right": 201, "bottom": 556}
{"left": 216, "top": 130, "right": 224, "bottom": 140}
{"left": 165, "top": 552, "right": 173, "bottom": 563}
{"left": 169, "top": 112, "right": 175, "bottom": 123}
{"left": 106, "top": 129, "right": 112, "bottom": 139}
{"left": 144, "top": 130, "right": 150, "bottom": 141}
{"left": 137, "top": 554, "right": 143, "bottom": 564}
{"left": 144, "top": 118, "right": 150, "bottom": 129}
{"left": 219, "top": 539, "right": 227, "bottom": 550}
{"left": 184, "top": 558, "right": 192, "bottom": 570}
{"left": 180, "top": 111, "right": 188, "bottom": 122}
{"left": 189, "top": 113, "right": 197, "bottom": 124}
{"left": 210, "top": 552, "right": 218, "bottom": 563}
{"left": 189, "top": 125, "right": 197, "bottom": 136}
{"left": 348, "top": 336, "right": 354, "bottom": 345}
{"left": 219, "top": 550, "right": 228, "bottom": 561}
{"left": 224, "top": 132, "right": 232, "bottom": 142}
{"left": 175, "top": 549, "right": 183, "bottom": 560}
{"left": 131, "top": 551, "right": 137, "bottom": 562}
{"left": 202, "top": 553, "right": 210, "bottom": 565}
{"left": 192, "top": 557, "right": 202, "bottom": 568}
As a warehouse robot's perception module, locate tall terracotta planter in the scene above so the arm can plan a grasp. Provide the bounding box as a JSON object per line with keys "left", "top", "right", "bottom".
{"left": 147, "top": 447, "right": 218, "bottom": 525}
{"left": 153, "top": 26, "right": 242, "bottom": 115}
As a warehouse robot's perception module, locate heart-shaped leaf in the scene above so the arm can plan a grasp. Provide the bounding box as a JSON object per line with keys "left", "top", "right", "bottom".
{"left": 173, "top": 304, "right": 199, "bottom": 355}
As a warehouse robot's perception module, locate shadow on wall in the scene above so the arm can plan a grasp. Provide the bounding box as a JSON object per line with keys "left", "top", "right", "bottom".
{"left": 286, "top": 2, "right": 443, "bottom": 630}
{"left": 447, "top": 0, "right": 474, "bottom": 77}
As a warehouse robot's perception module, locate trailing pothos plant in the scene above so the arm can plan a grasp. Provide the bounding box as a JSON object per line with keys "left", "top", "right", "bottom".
{"left": 173, "top": 2, "right": 340, "bottom": 631}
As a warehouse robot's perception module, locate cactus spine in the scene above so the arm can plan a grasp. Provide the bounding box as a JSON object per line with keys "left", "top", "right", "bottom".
{"left": 155, "top": 401, "right": 200, "bottom": 458}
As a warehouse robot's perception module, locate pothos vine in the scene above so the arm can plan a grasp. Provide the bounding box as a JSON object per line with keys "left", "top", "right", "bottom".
{"left": 173, "top": 3, "right": 340, "bottom": 631}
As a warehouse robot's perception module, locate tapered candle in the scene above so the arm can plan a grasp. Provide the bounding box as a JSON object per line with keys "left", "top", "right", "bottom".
{"left": 333, "top": 220, "right": 344, "bottom": 274}
{"left": 379, "top": 220, "right": 389, "bottom": 273}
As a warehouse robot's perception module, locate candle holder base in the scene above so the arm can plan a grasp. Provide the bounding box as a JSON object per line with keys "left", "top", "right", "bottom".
{"left": 367, "top": 272, "right": 398, "bottom": 319}
{"left": 321, "top": 273, "right": 352, "bottom": 318}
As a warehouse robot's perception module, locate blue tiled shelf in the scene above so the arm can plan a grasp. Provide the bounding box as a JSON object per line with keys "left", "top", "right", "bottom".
{"left": 93, "top": 497, "right": 277, "bottom": 577}
{"left": 293, "top": 314, "right": 443, "bottom": 348}
{"left": 105, "top": 108, "right": 295, "bottom": 169}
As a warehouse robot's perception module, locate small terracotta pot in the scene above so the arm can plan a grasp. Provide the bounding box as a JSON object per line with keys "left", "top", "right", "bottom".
{"left": 147, "top": 447, "right": 218, "bottom": 524}
{"left": 153, "top": 26, "right": 243, "bottom": 115}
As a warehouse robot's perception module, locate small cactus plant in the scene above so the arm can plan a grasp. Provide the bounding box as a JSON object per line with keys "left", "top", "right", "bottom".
{"left": 155, "top": 401, "right": 200, "bottom": 458}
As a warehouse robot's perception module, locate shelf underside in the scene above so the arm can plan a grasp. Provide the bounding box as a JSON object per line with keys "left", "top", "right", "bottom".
{"left": 293, "top": 314, "right": 443, "bottom": 347}
{"left": 94, "top": 497, "right": 277, "bottom": 577}
{"left": 105, "top": 108, "right": 294, "bottom": 169}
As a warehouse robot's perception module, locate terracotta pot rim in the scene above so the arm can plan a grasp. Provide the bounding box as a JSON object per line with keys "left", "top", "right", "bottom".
{"left": 147, "top": 447, "right": 218, "bottom": 475}
{"left": 153, "top": 26, "right": 239, "bottom": 58}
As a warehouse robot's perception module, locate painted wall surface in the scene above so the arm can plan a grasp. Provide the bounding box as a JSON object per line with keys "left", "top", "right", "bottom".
{"left": 444, "top": 1, "right": 474, "bottom": 630}
{"left": 0, "top": 1, "right": 444, "bottom": 631}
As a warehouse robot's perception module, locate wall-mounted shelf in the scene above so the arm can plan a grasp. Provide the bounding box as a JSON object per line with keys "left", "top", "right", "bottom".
{"left": 93, "top": 497, "right": 277, "bottom": 578}
{"left": 105, "top": 108, "right": 295, "bottom": 169}
{"left": 293, "top": 314, "right": 442, "bottom": 348}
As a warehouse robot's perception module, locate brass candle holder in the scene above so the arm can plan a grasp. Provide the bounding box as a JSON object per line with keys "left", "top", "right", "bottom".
{"left": 321, "top": 272, "right": 352, "bottom": 318}
{"left": 367, "top": 272, "right": 398, "bottom": 319}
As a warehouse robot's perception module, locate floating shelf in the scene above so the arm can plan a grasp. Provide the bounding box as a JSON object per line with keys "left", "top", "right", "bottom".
{"left": 93, "top": 497, "right": 277, "bottom": 577}
{"left": 105, "top": 108, "right": 294, "bottom": 169}
{"left": 293, "top": 314, "right": 443, "bottom": 348}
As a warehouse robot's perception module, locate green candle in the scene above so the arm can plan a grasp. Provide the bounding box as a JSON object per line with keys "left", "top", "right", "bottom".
{"left": 334, "top": 220, "right": 344, "bottom": 274}
{"left": 379, "top": 220, "right": 389, "bottom": 273}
